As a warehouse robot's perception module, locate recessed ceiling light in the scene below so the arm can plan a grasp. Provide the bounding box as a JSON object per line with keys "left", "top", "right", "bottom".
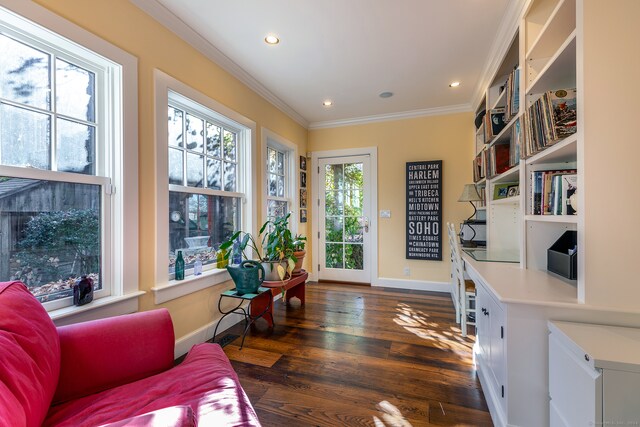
{"left": 449, "top": 81, "right": 461, "bottom": 88}
{"left": 379, "top": 92, "right": 393, "bottom": 98}
{"left": 323, "top": 100, "right": 333, "bottom": 107}
{"left": 264, "top": 35, "right": 280, "bottom": 45}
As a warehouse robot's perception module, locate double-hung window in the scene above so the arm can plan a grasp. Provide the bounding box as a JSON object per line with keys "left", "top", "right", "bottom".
{"left": 166, "top": 91, "right": 247, "bottom": 277}
{"left": 266, "top": 146, "right": 290, "bottom": 220}
{"left": 0, "top": 4, "right": 137, "bottom": 311}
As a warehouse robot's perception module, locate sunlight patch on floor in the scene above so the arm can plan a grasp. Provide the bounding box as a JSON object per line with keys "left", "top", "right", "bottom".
{"left": 393, "top": 303, "right": 474, "bottom": 356}
{"left": 373, "top": 400, "right": 413, "bottom": 427}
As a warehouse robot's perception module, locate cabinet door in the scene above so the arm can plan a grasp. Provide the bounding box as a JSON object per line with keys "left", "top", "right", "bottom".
{"left": 475, "top": 284, "right": 490, "bottom": 361}
{"left": 603, "top": 369, "right": 640, "bottom": 424}
{"left": 549, "top": 332, "right": 601, "bottom": 426}
{"left": 488, "top": 296, "right": 506, "bottom": 405}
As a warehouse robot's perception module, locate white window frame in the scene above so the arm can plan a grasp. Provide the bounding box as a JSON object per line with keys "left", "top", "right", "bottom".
{"left": 152, "top": 70, "right": 256, "bottom": 304}
{"left": 0, "top": 1, "right": 140, "bottom": 322}
{"left": 261, "top": 127, "right": 298, "bottom": 234}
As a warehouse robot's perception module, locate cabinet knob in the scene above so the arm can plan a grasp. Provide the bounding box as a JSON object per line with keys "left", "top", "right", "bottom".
{"left": 584, "top": 354, "right": 590, "bottom": 362}
{"left": 481, "top": 308, "right": 487, "bottom": 314}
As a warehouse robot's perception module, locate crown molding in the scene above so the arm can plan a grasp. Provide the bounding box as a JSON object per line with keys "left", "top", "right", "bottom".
{"left": 470, "top": 0, "right": 527, "bottom": 111}
{"left": 308, "top": 103, "right": 472, "bottom": 130}
{"left": 130, "top": 0, "right": 309, "bottom": 128}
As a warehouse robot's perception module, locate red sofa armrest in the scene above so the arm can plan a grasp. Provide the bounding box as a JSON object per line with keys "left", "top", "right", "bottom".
{"left": 53, "top": 309, "right": 175, "bottom": 404}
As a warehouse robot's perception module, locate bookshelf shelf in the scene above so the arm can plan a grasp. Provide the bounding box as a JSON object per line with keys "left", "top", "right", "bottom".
{"left": 492, "top": 196, "right": 519, "bottom": 206}
{"left": 528, "top": 31, "right": 576, "bottom": 95}
{"left": 475, "top": 177, "right": 487, "bottom": 185}
{"left": 491, "top": 165, "right": 520, "bottom": 183}
{"left": 526, "top": 133, "right": 577, "bottom": 165}
{"left": 487, "top": 112, "right": 521, "bottom": 147}
{"left": 525, "top": 214, "right": 578, "bottom": 224}
{"left": 526, "top": 0, "right": 576, "bottom": 61}
{"left": 490, "top": 87, "right": 507, "bottom": 110}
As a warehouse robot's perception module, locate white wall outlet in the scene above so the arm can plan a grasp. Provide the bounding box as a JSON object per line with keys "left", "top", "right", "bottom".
{"left": 380, "top": 210, "right": 391, "bottom": 218}
{"left": 403, "top": 267, "right": 410, "bottom": 276}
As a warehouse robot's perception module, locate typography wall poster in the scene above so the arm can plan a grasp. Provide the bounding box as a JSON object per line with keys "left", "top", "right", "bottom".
{"left": 406, "top": 160, "right": 442, "bottom": 260}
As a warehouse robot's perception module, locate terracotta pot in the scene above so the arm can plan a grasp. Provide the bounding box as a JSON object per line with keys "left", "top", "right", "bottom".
{"left": 293, "top": 250, "right": 306, "bottom": 274}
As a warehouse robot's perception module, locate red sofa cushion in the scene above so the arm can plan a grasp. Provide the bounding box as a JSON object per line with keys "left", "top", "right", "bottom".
{"left": 45, "top": 343, "right": 261, "bottom": 427}
{"left": 97, "top": 405, "right": 195, "bottom": 427}
{"left": 54, "top": 309, "right": 175, "bottom": 404}
{"left": 0, "top": 281, "right": 61, "bottom": 427}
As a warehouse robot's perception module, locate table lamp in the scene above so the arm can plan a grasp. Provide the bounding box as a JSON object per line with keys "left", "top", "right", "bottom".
{"left": 458, "top": 184, "right": 483, "bottom": 247}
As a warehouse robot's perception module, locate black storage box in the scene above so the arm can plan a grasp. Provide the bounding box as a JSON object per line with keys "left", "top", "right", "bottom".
{"left": 547, "top": 230, "right": 577, "bottom": 280}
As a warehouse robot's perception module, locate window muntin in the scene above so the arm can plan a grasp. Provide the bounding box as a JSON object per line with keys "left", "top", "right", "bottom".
{"left": 0, "top": 8, "right": 127, "bottom": 310}
{"left": 167, "top": 95, "right": 245, "bottom": 277}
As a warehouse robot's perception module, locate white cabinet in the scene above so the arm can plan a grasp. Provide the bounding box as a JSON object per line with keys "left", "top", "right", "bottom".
{"left": 548, "top": 321, "right": 640, "bottom": 426}
{"left": 475, "top": 281, "right": 506, "bottom": 416}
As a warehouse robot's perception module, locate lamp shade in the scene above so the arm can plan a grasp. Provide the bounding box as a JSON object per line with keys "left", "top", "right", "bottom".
{"left": 458, "top": 184, "right": 482, "bottom": 202}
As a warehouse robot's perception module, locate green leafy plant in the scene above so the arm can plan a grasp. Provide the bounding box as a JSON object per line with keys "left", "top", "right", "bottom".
{"left": 220, "top": 213, "right": 296, "bottom": 280}
{"left": 293, "top": 234, "right": 307, "bottom": 251}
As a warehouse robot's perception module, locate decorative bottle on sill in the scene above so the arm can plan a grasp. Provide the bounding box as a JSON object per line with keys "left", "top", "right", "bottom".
{"left": 193, "top": 257, "right": 203, "bottom": 276}
{"left": 175, "top": 250, "right": 185, "bottom": 280}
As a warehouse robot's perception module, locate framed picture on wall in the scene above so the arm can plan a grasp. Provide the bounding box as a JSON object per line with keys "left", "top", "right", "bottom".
{"left": 300, "top": 188, "right": 307, "bottom": 208}
{"left": 300, "top": 209, "right": 307, "bottom": 223}
{"left": 300, "top": 171, "right": 307, "bottom": 188}
{"left": 300, "top": 155, "right": 307, "bottom": 171}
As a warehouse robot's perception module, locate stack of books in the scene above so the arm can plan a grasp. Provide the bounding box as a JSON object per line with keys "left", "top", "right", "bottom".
{"left": 530, "top": 170, "right": 577, "bottom": 215}
{"left": 505, "top": 68, "right": 520, "bottom": 119}
{"left": 524, "top": 88, "right": 577, "bottom": 157}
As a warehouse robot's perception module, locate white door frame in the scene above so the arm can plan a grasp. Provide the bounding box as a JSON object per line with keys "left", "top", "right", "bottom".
{"left": 310, "top": 147, "right": 378, "bottom": 284}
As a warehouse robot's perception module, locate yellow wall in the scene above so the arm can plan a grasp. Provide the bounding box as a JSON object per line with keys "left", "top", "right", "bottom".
{"left": 31, "top": 0, "right": 308, "bottom": 339}
{"left": 309, "top": 112, "right": 475, "bottom": 283}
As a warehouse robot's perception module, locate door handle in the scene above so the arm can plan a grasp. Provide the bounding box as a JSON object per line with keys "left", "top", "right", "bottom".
{"left": 362, "top": 216, "right": 369, "bottom": 233}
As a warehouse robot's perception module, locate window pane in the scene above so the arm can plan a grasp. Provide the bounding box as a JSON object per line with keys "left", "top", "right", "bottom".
{"left": 345, "top": 217, "right": 363, "bottom": 243}
{"left": 325, "top": 217, "right": 344, "bottom": 242}
{"left": 344, "top": 190, "right": 363, "bottom": 216}
{"left": 186, "top": 153, "right": 204, "bottom": 187}
{"left": 56, "top": 119, "right": 95, "bottom": 175}
{"left": 326, "top": 243, "right": 343, "bottom": 269}
{"left": 277, "top": 151, "right": 285, "bottom": 175}
{"left": 56, "top": 59, "right": 95, "bottom": 122}
{"left": 168, "top": 106, "right": 183, "bottom": 147}
{"left": 168, "top": 148, "right": 183, "bottom": 185}
{"left": 206, "top": 158, "right": 221, "bottom": 190}
{"left": 277, "top": 175, "right": 285, "bottom": 197}
{"left": 325, "top": 191, "right": 343, "bottom": 215}
{"left": 2, "top": 177, "right": 102, "bottom": 303}
{"left": 267, "top": 199, "right": 287, "bottom": 220}
{"left": 344, "top": 163, "right": 363, "bottom": 190}
{"left": 0, "top": 35, "right": 50, "bottom": 109}
{"left": 224, "top": 161, "right": 236, "bottom": 192}
{"left": 223, "top": 130, "right": 236, "bottom": 161}
{"left": 185, "top": 113, "right": 204, "bottom": 152}
{"left": 206, "top": 123, "right": 221, "bottom": 157}
{"left": 268, "top": 173, "right": 277, "bottom": 197}
{"left": 345, "top": 244, "right": 363, "bottom": 270}
{"left": 0, "top": 104, "right": 50, "bottom": 170}
{"left": 325, "top": 164, "right": 344, "bottom": 190}
{"left": 268, "top": 148, "right": 276, "bottom": 173}
{"left": 168, "top": 192, "right": 240, "bottom": 273}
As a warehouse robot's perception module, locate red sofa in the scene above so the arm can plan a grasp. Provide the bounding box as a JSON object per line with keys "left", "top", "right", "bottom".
{"left": 0, "top": 281, "right": 261, "bottom": 427}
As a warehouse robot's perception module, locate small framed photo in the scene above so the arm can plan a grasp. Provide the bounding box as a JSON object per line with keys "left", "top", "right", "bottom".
{"left": 493, "top": 183, "right": 511, "bottom": 200}
{"left": 300, "top": 209, "right": 307, "bottom": 223}
{"left": 507, "top": 185, "right": 519, "bottom": 198}
{"left": 300, "top": 188, "right": 307, "bottom": 208}
{"left": 300, "top": 171, "right": 307, "bottom": 188}
{"left": 299, "top": 155, "right": 307, "bottom": 171}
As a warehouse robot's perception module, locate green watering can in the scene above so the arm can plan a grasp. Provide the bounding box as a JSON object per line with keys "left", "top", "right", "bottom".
{"left": 227, "top": 260, "right": 264, "bottom": 295}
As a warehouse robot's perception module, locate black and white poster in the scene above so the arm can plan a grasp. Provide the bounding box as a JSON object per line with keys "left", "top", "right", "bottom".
{"left": 406, "top": 160, "right": 442, "bottom": 260}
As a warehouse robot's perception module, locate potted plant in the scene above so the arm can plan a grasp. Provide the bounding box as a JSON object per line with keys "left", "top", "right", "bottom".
{"left": 221, "top": 213, "right": 296, "bottom": 282}
{"left": 292, "top": 234, "right": 307, "bottom": 275}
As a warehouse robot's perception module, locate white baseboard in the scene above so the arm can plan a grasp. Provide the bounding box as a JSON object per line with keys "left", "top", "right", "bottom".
{"left": 374, "top": 277, "right": 451, "bottom": 293}
{"left": 174, "top": 292, "right": 283, "bottom": 359}
{"left": 174, "top": 312, "right": 243, "bottom": 359}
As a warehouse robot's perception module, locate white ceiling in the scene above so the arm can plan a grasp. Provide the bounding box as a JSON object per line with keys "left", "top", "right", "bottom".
{"left": 137, "top": 0, "right": 516, "bottom": 128}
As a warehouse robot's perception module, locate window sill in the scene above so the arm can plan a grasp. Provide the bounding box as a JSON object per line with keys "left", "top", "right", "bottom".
{"left": 49, "top": 291, "right": 146, "bottom": 327}
{"left": 151, "top": 268, "right": 231, "bottom": 304}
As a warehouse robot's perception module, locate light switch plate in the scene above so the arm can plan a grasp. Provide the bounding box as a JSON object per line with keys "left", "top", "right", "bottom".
{"left": 380, "top": 210, "right": 391, "bottom": 218}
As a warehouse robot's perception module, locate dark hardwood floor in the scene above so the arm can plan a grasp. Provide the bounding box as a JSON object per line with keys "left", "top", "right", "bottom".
{"left": 218, "top": 282, "right": 492, "bottom": 427}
